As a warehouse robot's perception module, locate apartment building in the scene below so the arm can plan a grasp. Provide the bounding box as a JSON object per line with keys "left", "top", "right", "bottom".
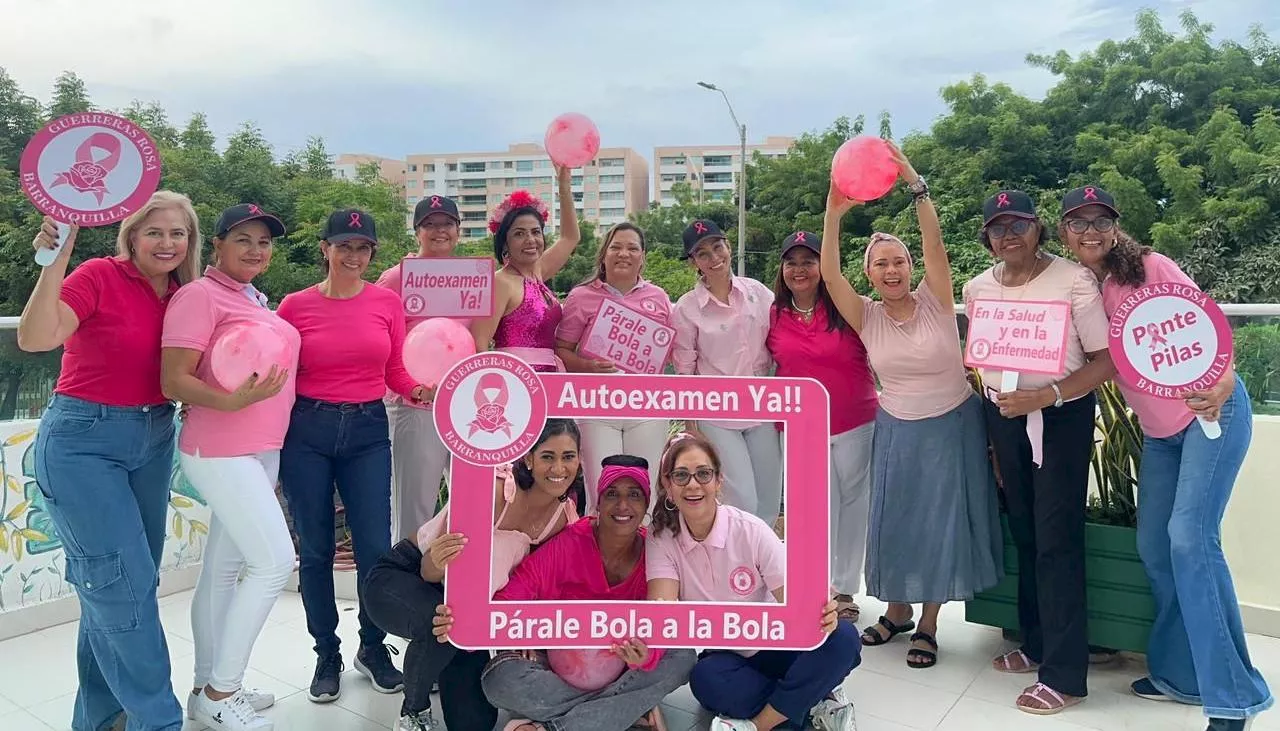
{"left": 334, "top": 153, "right": 407, "bottom": 188}
{"left": 652, "top": 136, "right": 795, "bottom": 206}
{"left": 401, "top": 144, "right": 650, "bottom": 240}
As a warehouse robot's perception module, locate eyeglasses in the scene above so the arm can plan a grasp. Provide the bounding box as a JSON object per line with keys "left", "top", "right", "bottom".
{"left": 1064, "top": 217, "right": 1115, "bottom": 234}
{"left": 985, "top": 219, "right": 1034, "bottom": 239}
{"left": 418, "top": 220, "right": 457, "bottom": 232}
{"left": 668, "top": 468, "right": 717, "bottom": 486}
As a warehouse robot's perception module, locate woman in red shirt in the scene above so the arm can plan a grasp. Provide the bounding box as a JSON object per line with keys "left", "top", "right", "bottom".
{"left": 19, "top": 193, "right": 202, "bottom": 731}
{"left": 277, "top": 208, "right": 429, "bottom": 706}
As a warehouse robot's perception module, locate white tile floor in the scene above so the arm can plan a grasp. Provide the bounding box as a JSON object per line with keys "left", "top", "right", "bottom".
{"left": 0, "top": 589, "right": 1277, "bottom": 731}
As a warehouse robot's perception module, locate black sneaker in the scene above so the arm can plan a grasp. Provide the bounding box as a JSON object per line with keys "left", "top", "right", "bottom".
{"left": 355, "top": 643, "right": 404, "bottom": 694}
{"left": 308, "top": 652, "right": 344, "bottom": 703}
{"left": 1207, "top": 719, "right": 1249, "bottom": 731}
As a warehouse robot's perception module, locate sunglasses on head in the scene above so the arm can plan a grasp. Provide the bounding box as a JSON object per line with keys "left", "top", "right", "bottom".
{"left": 668, "top": 467, "right": 717, "bottom": 486}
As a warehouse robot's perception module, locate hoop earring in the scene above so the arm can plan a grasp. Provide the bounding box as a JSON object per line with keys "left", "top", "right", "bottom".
{"left": 664, "top": 497, "right": 677, "bottom": 511}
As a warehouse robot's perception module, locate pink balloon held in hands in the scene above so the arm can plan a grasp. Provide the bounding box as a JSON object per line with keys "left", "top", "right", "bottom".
{"left": 210, "top": 321, "right": 291, "bottom": 392}
{"left": 544, "top": 113, "right": 602, "bottom": 168}
{"left": 831, "top": 136, "right": 899, "bottom": 202}
{"left": 546, "top": 648, "right": 627, "bottom": 691}
{"left": 403, "top": 318, "right": 477, "bottom": 388}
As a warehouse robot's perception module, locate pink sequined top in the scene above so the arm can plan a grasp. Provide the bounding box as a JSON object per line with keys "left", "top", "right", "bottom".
{"left": 494, "top": 277, "right": 564, "bottom": 372}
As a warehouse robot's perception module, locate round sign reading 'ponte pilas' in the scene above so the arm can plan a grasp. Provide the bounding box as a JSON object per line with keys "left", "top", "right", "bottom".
{"left": 19, "top": 112, "right": 163, "bottom": 227}
{"left": 1108, "top": 282, "right": 1233, "bottom": 398}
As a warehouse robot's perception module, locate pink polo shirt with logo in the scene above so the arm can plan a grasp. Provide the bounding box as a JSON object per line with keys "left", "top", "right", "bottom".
{"left": 376, "top": 259, "right": 475, "bottom": 410}
{"left": 56, "top": 256, "right": 180, "bottom": 407}
{"left": 646, "top": 503, "right": 785, "bottom": 605}
{"left": 556, "top": 278, "right": 673, "bottom": 349}
{"left": 671, "top": 277, "right": 775, "bottom": 429}
{"left": 162, "top": 267, "right": 301, "bottom": 458}
{"left": 1103, "top": 252, "right": 1201, "bottom": 439}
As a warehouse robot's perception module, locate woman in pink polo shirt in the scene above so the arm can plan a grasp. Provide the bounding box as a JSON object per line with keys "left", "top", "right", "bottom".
{"left": 375, "top": 195, "right": 463, "bottom": 542}
{"left": 555, "top": 222, "right": 673, "bottom": 509}
{"left": 670, "top": 220, "right": 782, "bottom": 529}
{"left": 277, "top": 208, "right": 429, "bottom": 706}
{"left": 160, "top": 204, "right": 301, "bottom": 731}
{"left": 647, "top": 433, "right": 859, "bottom": 731}
{"left": 765, "top": 227, "right": 878, "bottom": 626}
{"left": 470, "top": 171, "right": 581, "bottom": 372}
{"left": 20, "top": 193, "right": 201, "bottom": 731}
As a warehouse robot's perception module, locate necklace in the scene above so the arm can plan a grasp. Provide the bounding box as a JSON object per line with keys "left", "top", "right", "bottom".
{"left": 792, "top": 298, "right": 815, "bottom": 317}
{"left": 998, "top": 252, "right": 1045, "bottom": 297}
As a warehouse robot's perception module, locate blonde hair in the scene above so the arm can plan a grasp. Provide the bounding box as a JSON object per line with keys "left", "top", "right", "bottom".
{"left": 115, "top": 191, "right": 202, "bottom": 285}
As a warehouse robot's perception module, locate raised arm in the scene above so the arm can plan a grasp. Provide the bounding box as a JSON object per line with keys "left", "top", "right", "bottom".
{"left": 819, "top": 182, "right": 867, "bottom": 332}
{"left": 17, "top": 218, "right": 83, "bottom": 352}
{"left": 888, "top": 142, "right": 953, "bottom": 308}
{"left": 538, "top": 165, "right": 581, "bottom": 280}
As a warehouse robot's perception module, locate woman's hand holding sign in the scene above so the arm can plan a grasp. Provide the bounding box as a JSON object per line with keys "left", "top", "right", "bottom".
{"left": 432, "top": 604, "right": 454, "bottom": 643}
{"left": 996, "top": 387, "right": 1055, "bottom": 419}
{"left": 428, "top": 532, "right": 467, "bottom": 573}
{"left": 32, "top": 216, "right": 77, "bottom": 264}
{"left": 1183, "top": 374, "right": 1234, "bottom": 422}
{"left": 610, "top": 638, "right": 651, "bottom": 667}
{"left": 820, "top": 598, "right": 840, "bottom": 636}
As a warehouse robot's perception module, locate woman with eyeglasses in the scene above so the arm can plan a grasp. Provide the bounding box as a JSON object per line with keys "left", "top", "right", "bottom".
{"left": 670, "top": 220, "right": 782, "bottom": 530}
{"left": 1057, "top": 186, "right": 1271, "bottom": 731}
{"left": 646, "top": 433, "right": 860, "bottom": 731}
{"left": 963, "top": 190, "right": 1114, "bottom": 715}
{"left": 811, "top": 143, "right": 1002, "bottom": 669}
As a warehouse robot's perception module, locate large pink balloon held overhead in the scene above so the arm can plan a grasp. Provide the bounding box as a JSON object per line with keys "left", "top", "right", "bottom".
{"left": 546, "top": 648, "right": 627, "bottom": 691}
{"left": 544, "top": 113, "right": 602, "bottom": 168}
{"left": 831, "top": 136, "right": 899, "bottom": 202}
{"left": 403, "top": 318, "right": 477, "bottom": 387}
{"left": 210, "top": 321, "right": 292, "bottom": 391}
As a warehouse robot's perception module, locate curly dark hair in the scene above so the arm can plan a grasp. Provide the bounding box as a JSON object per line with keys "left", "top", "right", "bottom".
{"left": 1078, "top": 225, "right": 1153, "bottom": 288}
{"left": 512, "top": 418, "right": 585, "bottom": 506}
{"left": 650, "top": 432, "right": 722, "bottom": 538}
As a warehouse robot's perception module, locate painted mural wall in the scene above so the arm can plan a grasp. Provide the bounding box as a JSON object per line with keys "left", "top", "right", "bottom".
{"left": 0, "top": 418, "right": 210, "bottom": 613}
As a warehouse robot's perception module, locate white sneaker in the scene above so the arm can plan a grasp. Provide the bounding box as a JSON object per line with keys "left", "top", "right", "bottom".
{"left": 188, "top": 688, "right": 276, "bottom": 719}
{"left": 710, "top": 718, "right": 758, "bottom": 731}
{"left": 811, "top": 687, "right": 858, "bottom": 731}
{"left": 191, "top": 691, "right": 273, "bottom": 730}
{"left": 394, "top": 709, "right": 437, "bottom": 730}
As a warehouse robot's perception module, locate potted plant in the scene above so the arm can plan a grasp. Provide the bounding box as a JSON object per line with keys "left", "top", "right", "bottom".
{"left": 964, "top": 376, "right": 1156, "bottom": 654}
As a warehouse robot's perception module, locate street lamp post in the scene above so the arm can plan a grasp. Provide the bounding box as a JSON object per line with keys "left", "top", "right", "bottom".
{"left": 698, "top": 81, "right": 748, "bottom": 277}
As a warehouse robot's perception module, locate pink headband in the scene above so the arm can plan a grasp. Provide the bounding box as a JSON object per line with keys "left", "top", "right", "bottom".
{"left": 597, "top": 465, "right": 651, "bottom": 501}
{"left": 862, "top": 232, "right": 913, "bottom": 273}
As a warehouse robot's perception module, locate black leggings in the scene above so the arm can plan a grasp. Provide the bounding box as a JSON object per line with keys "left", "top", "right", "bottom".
{"left": 364, "top": 540, "right": 497, "bottom": 731}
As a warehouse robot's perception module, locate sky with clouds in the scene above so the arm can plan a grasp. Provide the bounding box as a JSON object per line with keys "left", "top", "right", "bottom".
{"left": 2, "top": 0, "right": 1276, "bottom": 162}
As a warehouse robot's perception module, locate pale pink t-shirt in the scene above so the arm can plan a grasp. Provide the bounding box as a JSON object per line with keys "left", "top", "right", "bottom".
{"left": 1103, "top": 252, "right": 1200, "bottom": 439}
{"left": 645, "top": 504, "right": 785, "bottom": 604}
{"left": 860, "top": 284, "right": 971, "bottom": 420}
{"left": 962, "top": 255, "right": 1110, "bottom": 396}
{"left": 162, "top": 267, "right": 301, "bottom": 458}
{"left": 376, "top": 259, "right": 475, "bottom": 410}
{"left": 556, "top": 278, "right": 674, "bottom": 347}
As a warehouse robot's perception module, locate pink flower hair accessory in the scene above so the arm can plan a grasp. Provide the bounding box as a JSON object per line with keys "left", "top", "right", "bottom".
{"left": 488, "top": 190, "right": 550, "bottom": 235}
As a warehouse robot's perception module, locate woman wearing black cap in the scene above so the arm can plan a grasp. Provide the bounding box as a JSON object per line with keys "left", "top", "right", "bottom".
{"left": 470, "top": 166, "right": 581, "bottom": 372}
{"left": 669, "top": 220, "right": 782, "bottom": 530}
{"left": 277, "top": 208, "right": 431, "bottom": 705}
{"left": 376, "top": 195, "right": 463, "bottom": 542}
{"left": 1058, "top": 186, "right": 1271, "bottom": 731}
{"left": 963, "top": 190, "right": 1114, "bottom": 714}
{"left": 160, "top": 204, "right": 299, "bottom": 731}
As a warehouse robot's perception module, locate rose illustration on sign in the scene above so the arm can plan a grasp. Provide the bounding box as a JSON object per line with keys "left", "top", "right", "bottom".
{"left": 469, "top": 372, "right": 513, "bottom": 437}
{"left": 653, "top": 329, "right": 671, "bottom": 348}
{"left": 730, "top": 566, "right": 757, "bottom": 596}
{"left": 969, "top": 338, "right": 991, "bottom": 361}
{"left": 404, "top": 294, "right": 425, "bottom": 315}
{"left": 50, "top": 132, "right": 122, "bottom": 204}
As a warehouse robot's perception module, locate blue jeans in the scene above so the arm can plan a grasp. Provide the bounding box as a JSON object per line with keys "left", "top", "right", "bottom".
{"left": 33, "top": 394, "right": 181, "bottom": 731}
{"left": 280, "top": 397, "right": 392, "bottom": 658}
{"left": 1136, "top": 375, "right": 1273, "bottom": 720}
{"left": 689, "top": 621, "right": 861, "bottom": 728}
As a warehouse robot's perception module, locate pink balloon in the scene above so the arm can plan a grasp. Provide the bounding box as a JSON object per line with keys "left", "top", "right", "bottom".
{"left": 831, "top": 136, "right": 899, "bottom": 202}
{"left": 403, "top": 318, "right": 476, "bottom": 387}
{"left": 546, "top": 648, "right": 627, "bottom": 691}
{"left": 544, "top": 113, "right": 602, "bottom": 169}
{"left": 209, "top": 321, "right": 291, "bottom": 392}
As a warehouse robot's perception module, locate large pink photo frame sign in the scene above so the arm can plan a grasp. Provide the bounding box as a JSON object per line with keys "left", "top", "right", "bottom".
{"left": 432, "top": 352, "right": 831, "bottom": 651}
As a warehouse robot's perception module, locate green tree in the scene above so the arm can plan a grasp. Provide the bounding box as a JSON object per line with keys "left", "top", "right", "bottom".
{"left": 48, "top": 71, "right": 91, "bottom": 117}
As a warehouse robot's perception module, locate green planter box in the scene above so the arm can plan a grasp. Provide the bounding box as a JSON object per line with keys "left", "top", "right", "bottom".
{"left": 965, "top": 516, "right": 1155, "bottom": 654}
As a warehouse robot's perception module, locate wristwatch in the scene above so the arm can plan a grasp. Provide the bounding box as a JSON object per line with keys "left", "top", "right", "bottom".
{"left": 1049, "top": 383, "right": 1064, "bottom": 408}
{"left": 907, "top": 176, "right": 929, "bottom": 200}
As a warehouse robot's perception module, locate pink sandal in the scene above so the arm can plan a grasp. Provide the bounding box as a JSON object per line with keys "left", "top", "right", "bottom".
{"left": 992, "top": 648, "right": 1038, "bottom": 674}
{"left": 1016, "top": 682, "right": 1082, "bottom": 715}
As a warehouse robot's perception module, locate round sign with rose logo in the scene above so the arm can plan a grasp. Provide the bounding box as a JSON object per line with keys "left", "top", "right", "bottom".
{"left": 19, "top": 112, "right": 162, "bottom": 227}
{"left": 433, "top": 352, "right": 549, "bottom": 467}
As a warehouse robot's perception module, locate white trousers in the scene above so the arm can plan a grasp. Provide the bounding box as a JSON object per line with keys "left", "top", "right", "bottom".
{"left": 829, "top": 423, "right": 874, "bottom": 596}
{"left": 388, "top": 401, "right": 450, "bottom": 542}
{"left": 699, "top": 423, "right": 784, "bottom": 528}
{"left": 182, "top": 450, "right": 295, "bottom": 693}
{"left": 578, "top": 418, "right": 670, "bottom": 514}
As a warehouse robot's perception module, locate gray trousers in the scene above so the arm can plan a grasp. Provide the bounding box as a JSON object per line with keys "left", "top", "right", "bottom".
{"left": 387, "top": 400, "right": 450, "bottom": 542}
{"left": 700, "top": 422, "right": 784, "bottom": 527}
{"left": 481, "top": 648, "right": 696, "bottom": 731}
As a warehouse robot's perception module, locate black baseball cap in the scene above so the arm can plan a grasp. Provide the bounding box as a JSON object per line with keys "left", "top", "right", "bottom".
{"left": 681, "top": 219, "right": 726, "bottom": 259}
{"left": 982, "top": 190, "right": 1038, "bottom": 226}
{"left": 780, "top": 231, "right": 820, "bottom": 258}
{"left": 413, "top": 195, "right": 460, "bottom": 228}
{"left": 321, "top": 208, "right": 378, "bottom": 244}
{"left": 1061, "top": 185, "right": 1120, "bottom": 219}
{"left": 214, "top": 204, "right": 285, "bottom": 238}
